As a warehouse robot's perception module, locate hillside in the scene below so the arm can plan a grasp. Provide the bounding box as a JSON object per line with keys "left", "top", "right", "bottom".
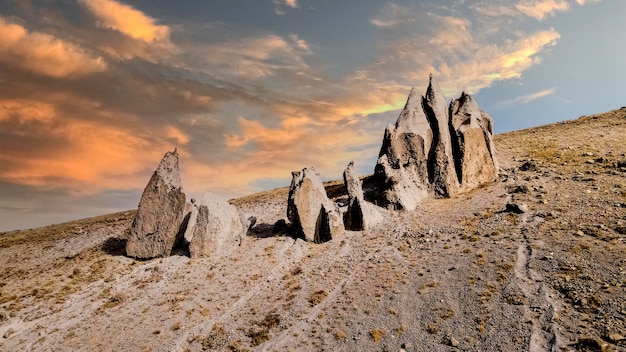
{"left": 1, "top": 108, "right": 625, "bottom": 352}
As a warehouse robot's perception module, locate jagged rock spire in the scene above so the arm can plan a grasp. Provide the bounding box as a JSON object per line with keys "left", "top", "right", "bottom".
{"left": 374, "top": 74, "right": 499, "bottom": 210}
{"left": 126, "top": 149, "right": 186, "bottom": 259}
{"left": 424, "top": 75, "right": 459, "bottom": 198}
{"left": 375, "top": 85, "right": 431, "bottom": 210}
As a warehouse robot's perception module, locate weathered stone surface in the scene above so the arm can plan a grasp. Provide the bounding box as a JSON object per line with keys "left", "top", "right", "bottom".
{"left": 182, "top": 199, "right": 198, "bottom": 245}
{"left": 424, "top": 74, "right": 459, "bottom": 198}
{"left": 450, "top": 92, "right": 498, "bottom": 189}
{"left": 343, "top": 161, "right": 383, "bottom": 230}
{"left": 126, "top": 149, "right": 186, "bottom": 259}
{"left": 373, "top": 75, "right": 499, "bottom": 211}
{"left": 287, "top": 167, "right": 344, "bottom": 242}
{"left": 375, "top": 87, "right": 431, "bottom": 210}
{"left": 188, "top": 191, "right": 243, "bottom": 258}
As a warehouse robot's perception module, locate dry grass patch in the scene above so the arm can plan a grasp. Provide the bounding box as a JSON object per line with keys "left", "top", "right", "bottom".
{"left": 309, "top": 290, "right": 328, "bottom": 307}
{"left": 246, "top": 312, "right": 281, "bottom": 346}
{"left": 419, "top": 281, "right": 439, "bottom": 295}
{"left": 370, "top": 329, "right": 385, "bottom": 342}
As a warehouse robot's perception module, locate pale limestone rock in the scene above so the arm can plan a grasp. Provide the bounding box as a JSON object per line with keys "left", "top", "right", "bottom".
{"left": 373, "top": 75, "right": 500, "bottom": 210}
{"left": 126, "top": 149, "right": 186, "bottom": 259}
{"left": 188, "top": 191, "right": 243, "bottom": 258}
{"left": 450, "top": 92, "right": 498, "bottom": 189}
{"left": 343, "top": 161, "right": 383, "bottom": 230}
{"left": 450, "top": 92, "right": 498, "bottom": 167}
{"left": 374, "top": 87, "right": 431, "bottom": 210}
{"left": 287, "top": 167, "right": 344, "bottom": 242}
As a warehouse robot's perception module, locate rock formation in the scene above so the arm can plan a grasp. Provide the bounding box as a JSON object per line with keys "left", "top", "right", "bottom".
{"left": 424, "top": 75, "right": 459, "bottom": 198}
{"left": 187, "top": 192, "right": 243, "bottom": 259}
{"left": 287, "top": 167, "right": 344, "bottom": 242}
{"left": 374, "top": 75, "right": 498, "bottom": 210}
{"left": 449, "top": 92, "right": 498, "bottom": 189}
{"left": 126, "top": 149, "right": 186, "bottom": 259}
{"left": 374, "top": 88, "right": 431, "bottom": 210}
{"left": 343, "top": 161, "right": 383, "bottom": 230}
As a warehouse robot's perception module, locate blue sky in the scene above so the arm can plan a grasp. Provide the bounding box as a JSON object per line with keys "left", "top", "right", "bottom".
{"left": 0, "top": 0, "right": 624, "bottom": 231}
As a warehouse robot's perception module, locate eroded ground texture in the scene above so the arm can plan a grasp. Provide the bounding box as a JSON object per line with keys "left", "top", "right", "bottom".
{"left": 1, "top": 108, "right": 625, "bottom": 351}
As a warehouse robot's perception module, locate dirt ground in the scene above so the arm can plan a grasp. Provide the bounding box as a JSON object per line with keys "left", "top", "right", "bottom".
{"left": 1, "top": 108, "right": 625, "bottom": 352}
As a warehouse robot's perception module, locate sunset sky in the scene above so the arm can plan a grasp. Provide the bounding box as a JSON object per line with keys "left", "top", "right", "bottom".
{"left": 1, "top": 0, "right": 624, "bottom": 231}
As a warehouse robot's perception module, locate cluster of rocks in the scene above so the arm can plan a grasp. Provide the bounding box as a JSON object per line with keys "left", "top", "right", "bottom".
{"left": 126, "top": 149, "right": 243, "bottom": 259}
{"left": 125, "top": 75, "right": 499, "bottom": 257}
{"left": 285, "top": 162, "right": 384, "bottom": 242}
{"left": 375, "top": 75, "right": 498, "bottom": 210}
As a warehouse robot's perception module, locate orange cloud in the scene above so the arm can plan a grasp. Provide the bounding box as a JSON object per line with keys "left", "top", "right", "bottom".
{"left": 401, "top": 29, "right": 560, "bottom": 94}
{"left": 166, "top": 126, "right": 190, "bottom": 145}
{"left": 0, "top": 100, "right": 182, "bottom": 194}
{"left": 79, "top": 0, "right": 170, "bottom": 42}
{"left": 0, "top": 100, "right": 56, "bottom": 123}
{"left": 0, "top": 18, "right": 106, "bottom": 78}
{"left": 213, "top": 111, "right": 384, "bottom": 196}
{"left": 516, "top": 0, "right": 570, "bottom": 20}
{"left": 202, "top": 34, "right": 311, "bottom": 79}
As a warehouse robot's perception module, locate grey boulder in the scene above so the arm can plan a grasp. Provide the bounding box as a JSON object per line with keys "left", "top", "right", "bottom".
{"left": 126, "top": 149, "right": 186, "bottom": 259}
{"left": 287, "top": 167, "right": 344, "bottom": 242}
{"left": 187, "top": 192, "right": 244, "bottom": 258}
{"left": 343, "top": 161, "right": 383, "bottom": 230}
{"left": 450, "top": 92, "right": 498, "bottom": 190}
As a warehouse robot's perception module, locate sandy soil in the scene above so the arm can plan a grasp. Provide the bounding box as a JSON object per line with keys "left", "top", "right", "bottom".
{"left": 1, "top": 108, "right": 625, "bottom": 352}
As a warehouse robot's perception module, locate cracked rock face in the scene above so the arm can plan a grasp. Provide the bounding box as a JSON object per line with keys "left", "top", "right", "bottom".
{"left": 450, "top": 92, "right": 498, "bottom": 190}
{"left": 343, "top": 161, "right": 383, "bottom": 230}
{"left": 126, "top": 149, "right": 186, "bottom": 259}
{"left": 375, "top": 88, "right": 431, "bottom": 211}
{"left": 374, "top": 75, "right": 499, "bottom": 210}
{"left": 287, "top": 167, "right": 344, "bottom": 242}
{"left": 187, "top": 192, "right": 243, "bottom": 259}
{"left": 424, "top": 74, "right": 459, "bottom": 198}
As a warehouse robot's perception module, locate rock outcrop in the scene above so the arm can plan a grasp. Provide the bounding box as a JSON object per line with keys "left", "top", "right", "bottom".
{"left": 424, "top": 75, "right": 459, "bottom": 198}
{"left": 450, "top": 92, "right": 498, "bottom": 189}
{"left": 343, "top": 161, "right": 383, "bottom": 230}
{"left": 374, "top": 75, "right": 499, "bottom": 210}
{"left": 187, "top": 192, "right": 243, "bottom": 258}
{"left": 374, "top": 88, "right": 431, "bottom": 210}
{"left": 287, "top": 167, "right": 344, "bottom": 242}
{"left": 126, "top": 149, "right": 186, "bottom": 259}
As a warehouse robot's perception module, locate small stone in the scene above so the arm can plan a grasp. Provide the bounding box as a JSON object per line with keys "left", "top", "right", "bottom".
{"left": 575, "top": 230, "right": 585, "bottom": 236}
{"left": 443, "top": 334, "right": 460, "bottom": 347}
{"left": 511, "top": 185, "right": 529, "bottom": 194}
{"left": 519, "top": 161, "right": 539, "bottom": 172}
{"left": 506, "top": 203, "right": 528, "bottom": 214}
{"left": 3, "top": 328, "right": 15, "bottom": 339}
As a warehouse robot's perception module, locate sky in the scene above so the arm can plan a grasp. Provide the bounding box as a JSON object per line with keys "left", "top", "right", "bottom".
{"left": 1, "top": 0, "right": 624, "bottom": 231}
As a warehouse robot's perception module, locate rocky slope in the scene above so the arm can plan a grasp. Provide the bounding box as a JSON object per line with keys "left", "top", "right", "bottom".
{"left": 0, "top": 108, "right": 625, "bottom": 352}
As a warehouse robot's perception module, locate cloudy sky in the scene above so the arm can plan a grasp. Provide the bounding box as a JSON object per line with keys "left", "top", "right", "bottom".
{"left": 1, "top": 0, "right": 624, "bottom": 231}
